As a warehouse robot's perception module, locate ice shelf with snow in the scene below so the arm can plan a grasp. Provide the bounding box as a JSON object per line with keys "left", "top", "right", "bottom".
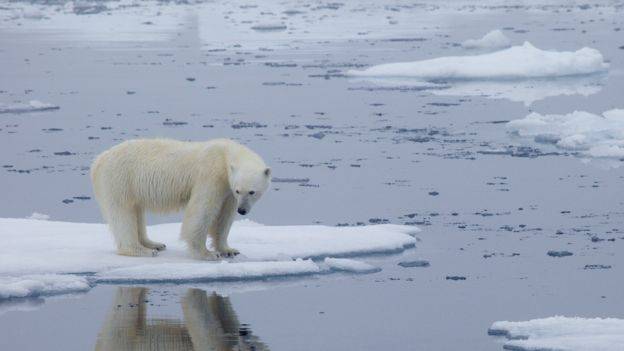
{"left": 0, "top": 218, "right": 418, "bottom": 298}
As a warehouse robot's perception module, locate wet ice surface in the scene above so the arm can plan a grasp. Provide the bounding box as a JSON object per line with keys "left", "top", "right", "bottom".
{"left": 1, "top": 0, "right": 624, "bottom": 350}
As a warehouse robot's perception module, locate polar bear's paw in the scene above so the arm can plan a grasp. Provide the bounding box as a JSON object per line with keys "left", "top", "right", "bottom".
{"left": 190, "top": 248, "right": 220, "bottom": 261}
{"left": 118, "top": 246, "right": 159, "bottom": 257}
{"left": 143, "top": 241, "right": 167, "bottom": 251}
{"left": 217, "top": 247, "right": 240, "bottom": 258}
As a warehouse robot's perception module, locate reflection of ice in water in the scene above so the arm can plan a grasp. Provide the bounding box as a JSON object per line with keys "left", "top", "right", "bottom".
{"left": 95, "top": 287, "right": 269, "bottom": 351}
{"left": 350, "top": 75, "right": 604, "bottom": 106}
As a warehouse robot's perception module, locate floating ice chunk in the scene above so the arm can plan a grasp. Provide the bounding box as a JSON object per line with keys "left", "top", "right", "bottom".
{"left": 398, "top": 260, "right": 430, "bottom": 268}
{"left": 348, "top": 42, "right": 608, "bottom": 80}
{"left": 26, "top": 212, "right": 50, "bottom": 221}
{"left": 461, "top": 30, "right": 511, "bottom": 50}
{"left": 96, "top": 259, "right": 320, "bottom": 283}
{"left": 0, "top": 218, "right": 417, "bottom": 294}
{"left": 324, "top": 258, "right": 381, "bottom": 274}
{"left": 0, "top": 100, "right": 60, "bottom": 114}
{"left": 0, "top": 274, "right": 90, "bottom": 299}
{"left": 251, "top": 24, "right": 287, "bottom": 32}
{"left": 489, "top": 316, "right": 624, "bottom": 351}
{"left": 507, "top": 109, "right": 624, "bottom": 158}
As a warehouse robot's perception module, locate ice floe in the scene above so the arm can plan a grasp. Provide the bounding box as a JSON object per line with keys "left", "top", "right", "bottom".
{"left": 348, "top": 42, "right": 608, "bottom": 80}
{"left": 489, "top": 316, "right": 624, "bottom": 351}
{"left": 0, "top": 100, "right": 59, "bottom": 114}
{"left": 324, "top": 258, "right": 381, "bottom": 274}
{"left": 507, "top": 109, "right": 624, "bottom": 158}
{"left": 0, "top": 274, "right": 91, "bottom": 299}
{"left": 0, "top": 218, "right": 417, "bottom": 298}
{"left": 96, "top": 259, "right": 320, "bottom": 284}
{"left": 461, "top": 29, "right": 511, "bottom": 50}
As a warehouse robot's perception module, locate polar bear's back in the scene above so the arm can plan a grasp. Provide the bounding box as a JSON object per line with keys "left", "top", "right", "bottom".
{"left": 91, "top": 138, "right": 230, "bottom": 213}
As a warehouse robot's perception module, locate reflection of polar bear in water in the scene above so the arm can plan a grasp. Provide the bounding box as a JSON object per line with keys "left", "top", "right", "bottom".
{"left": 95, "top": 287, "right": 269, "bottom": 351}
{"left": 91, "top": 138, "right": 271, "bottom": 260}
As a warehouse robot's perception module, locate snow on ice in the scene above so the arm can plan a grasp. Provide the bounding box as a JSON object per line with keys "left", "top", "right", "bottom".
{"left": 348, "top": 42, "right": 608, "bottom": 80}
{"left": 489, "top": 316, "right": 624, "bottom": 351}
{"left": 0, "top": 218, "right": 418, "bottom": 298}
{"left": 0, "top": 274, "right": 90, "bottom": 299}
{"left": 507, "top": 109, "right": 624, "bottom": 158}
{"left": 461, "top": 29, "right": 511, "bottom": 50}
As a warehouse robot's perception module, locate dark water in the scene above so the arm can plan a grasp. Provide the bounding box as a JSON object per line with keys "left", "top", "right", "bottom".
{"left": 1, "top": 1, "right": 624, "bottom": 350}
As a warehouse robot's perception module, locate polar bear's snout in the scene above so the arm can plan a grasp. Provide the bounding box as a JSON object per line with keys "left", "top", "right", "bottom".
{"left": 237, "top": 208, "right": 248, "bottom": 215}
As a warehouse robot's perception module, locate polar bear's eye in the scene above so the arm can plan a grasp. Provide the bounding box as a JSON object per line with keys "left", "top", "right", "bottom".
{"left": 235, "top": 190, "right": 240, "bottom": 194}
{"left": 249, "top": 191, "right": 255, "bottom": 195}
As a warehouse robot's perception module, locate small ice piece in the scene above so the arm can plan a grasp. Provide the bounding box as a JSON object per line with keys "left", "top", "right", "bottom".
{"left": 0, "top": 274, "right": 90, "bottom": 299}
{"left": 507, "top": 109, "right": 624, "bottom": 158}
{"left": 548, "top": 250, "right": 574, "bottom": 257}
{"left": 461, "top": 30, "right": 511, "bottom": 50}
{"left": 27, "top": 212, "right": 50, "bottom": 221}
{"left": 584, "top": 264, "right": 612, "bottom": 270}
{"left": 348, "top": 42, "right": 608, "bottom": 80}
{"left": 0, "top": 100, "right": 60, "bottom": 114}
{"left": 251, "top": 24, "right": 287, "bottom": 32}
{"left": 488, "top": 316, "right": 624, "bottom": 351}
{"left": 398, "top": 260, "right": 430, "bottom": 268}
{"left": 446, "top": 275, "right": 466, "bottom": 281}
{"left": 324, "top": 258, "right": 381, "bottom": 274}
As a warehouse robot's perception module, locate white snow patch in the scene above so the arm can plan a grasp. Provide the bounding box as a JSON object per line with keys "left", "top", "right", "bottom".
{"left": 489, "top": 316, "right": 624, "bottom": 351}
{"left": 0, "top": 218, "right": 417, "bottom": 297}
{"left": 348, "top": 42, "right": 608, "bottom": 80}
{"left": 0, "top": 100, "right": 59, "bottom": 114}
{"left": 461, "top": 29, "right": 511, "bottom": 50}
{"left": 324, "top": 258, "right": 381, "bottom": 273}
{"left": 507, "top": 109, "right": 624, "bottom": 158}
{"left": 0, "top": 274, "right": 90, "bottom": 299}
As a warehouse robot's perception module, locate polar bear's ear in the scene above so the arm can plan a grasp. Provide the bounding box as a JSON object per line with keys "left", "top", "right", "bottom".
{"left": 264, "top": 168, "right": 271, "bottom": 177}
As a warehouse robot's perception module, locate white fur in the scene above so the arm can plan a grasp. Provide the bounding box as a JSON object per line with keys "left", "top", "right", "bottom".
{"left": 91, "top": 138, "right": 270, "bottom": 259}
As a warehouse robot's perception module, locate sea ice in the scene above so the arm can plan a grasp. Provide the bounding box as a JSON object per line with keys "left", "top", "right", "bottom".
{"left": 489, "top": 316, "right": 624, "bottom": 351}
{"left": 324, "top": 258, "right": 381, "bottom": 274}
{"left": 507, "top": 109, "right": 624, "bottom": 158}
{"left": 0, "top": 218, "right": 417, "bottom": 298}
{"left": 96, "top": 259, "right": 320, "bottom": 283}
{"left": 0, "top": 100, "right": 59, "bottom": 114}
{"left": 461, "top": 29, "right": 511, "bottom": 50}
{"left": 348, "top": 42, "right": 608, "bottom": 80}
{"left": 0, "top": 274, "right": 90, "bottom": 299}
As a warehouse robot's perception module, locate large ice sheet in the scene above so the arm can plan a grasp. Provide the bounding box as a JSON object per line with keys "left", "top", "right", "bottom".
{"left": 348, "top": 42, "right": 608, "bottom": 80}
{"left": 507, "top": 109, "right": 624, "bottom": 158}
{"left": 0, "top": 218, "right": 417, "bottom": 297}
{"left": 489, "top": 316, "right": 624, "bottom": 351}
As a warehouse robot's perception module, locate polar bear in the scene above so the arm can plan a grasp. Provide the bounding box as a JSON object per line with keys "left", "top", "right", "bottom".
{"left": 91, "top": 138, "right": 270, "bottom": 259}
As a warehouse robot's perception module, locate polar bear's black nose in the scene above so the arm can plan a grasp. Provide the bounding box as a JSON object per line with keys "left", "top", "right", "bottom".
{"left": 237, "top": 208, "right": 247, "bottom": 215}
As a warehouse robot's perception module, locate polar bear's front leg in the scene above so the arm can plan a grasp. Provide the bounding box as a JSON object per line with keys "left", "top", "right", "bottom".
{"left": 181, "top": 188, "right": 223, "bottom": 260}
{"left": 212, "top": 195, "right": 238, "bottom": 257}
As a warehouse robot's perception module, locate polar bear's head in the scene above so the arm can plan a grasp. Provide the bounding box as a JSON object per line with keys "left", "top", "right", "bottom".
{"left": 229, "top": 165, "right": 271, "bottom": 216}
